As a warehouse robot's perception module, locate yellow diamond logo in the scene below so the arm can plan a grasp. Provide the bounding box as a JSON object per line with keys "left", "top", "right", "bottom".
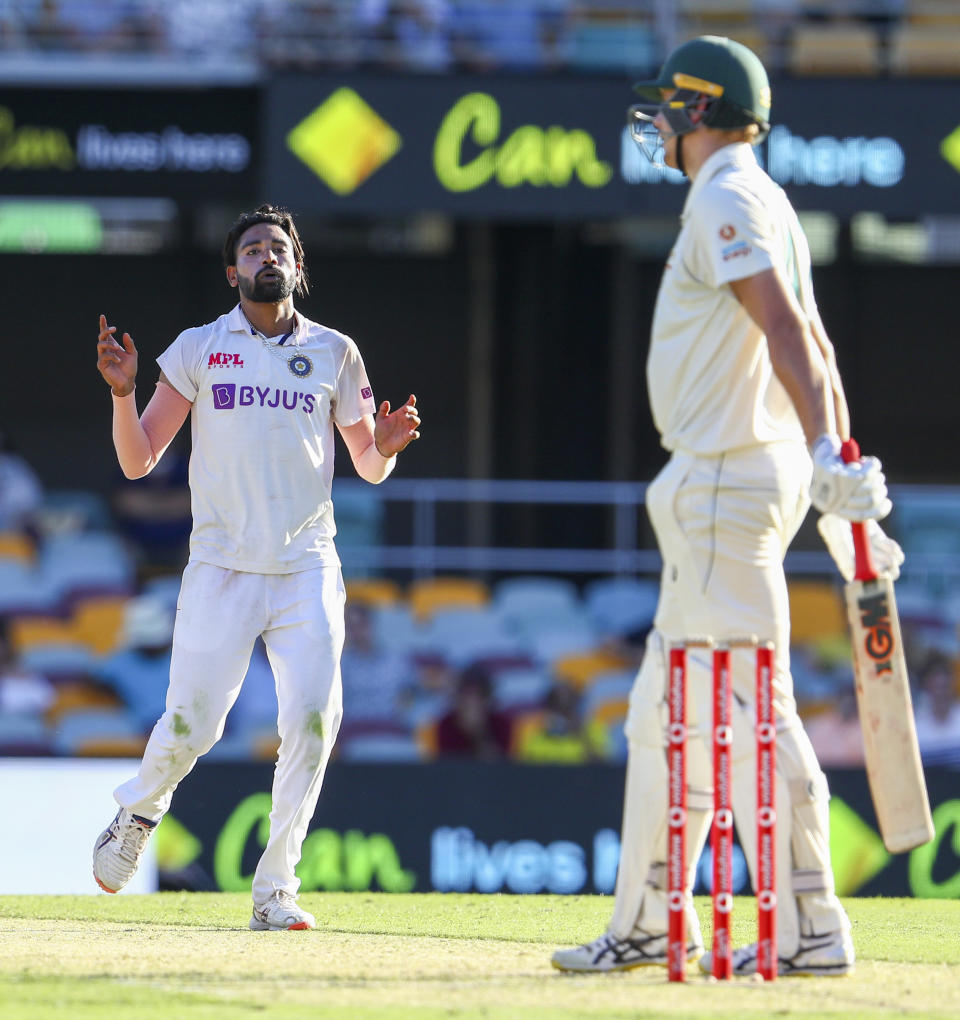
{"left": 287, "top": 88, "right": 401, "bottom": 196}
{"left": 829, "top": 796, "right": 890, "bottom": 895}
{"left": 942, "top": 124, "right": 960, "bottom": 174}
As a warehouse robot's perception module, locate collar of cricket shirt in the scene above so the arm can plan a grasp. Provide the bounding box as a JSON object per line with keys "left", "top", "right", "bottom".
{"left": 680, "top": 142, "right": 758, "bottom": 224}
{"left": 236, "top": 304, "right": 302, "bottom": 350}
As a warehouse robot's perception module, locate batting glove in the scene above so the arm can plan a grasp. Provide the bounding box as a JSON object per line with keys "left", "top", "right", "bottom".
{"left": 817, "top": 512, "right": 904, "bottom": 582}
{"left": 810, "top": 434, "right": 892, "bottom": 522}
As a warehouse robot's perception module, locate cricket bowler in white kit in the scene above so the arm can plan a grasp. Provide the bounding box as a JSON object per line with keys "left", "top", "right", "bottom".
{"left": 552, "top": 37, "right": 902, "bottom": 977}
{"left": 92, "top": 204, "right": 421, "bottom": 930}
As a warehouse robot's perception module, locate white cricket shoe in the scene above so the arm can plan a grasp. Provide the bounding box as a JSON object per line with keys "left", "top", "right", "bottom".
{"left": 551, "top": 929, "right": 704, "bottom": 973}
{"left": 698, "top": 930, "right": 854, "bottom": 977}
{"left": 92, "top": 808, "right": 158, "bottom": 893}
{"left": 249, "top": 891, "right": 316, "bottom": 931}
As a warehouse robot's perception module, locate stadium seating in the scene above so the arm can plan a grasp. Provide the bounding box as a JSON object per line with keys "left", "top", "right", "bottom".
{"left": 565, "top": 3, "right": 658, "bottom": 73}
{"left": 890, "top": 26, "right": 960, "bottom": 75}
{"left": 70, "top": 596, "right": 129, "bottom": 655}
{"left": 583, "top": 575, "right": 658, "bottom": 636}
{"left": 338, "top": 732, "right": 423, "bottom": 761}
{"left": 905, "top": 0, "right": 960, "bottom": 27}
{"left": 52, "top": 707, "right": 144, "bottom": 756}
{"left": 45, "top": 679, "right": 126, "bottom": 726}
{"left": 552, "top": 647, "right": 631, "bottom": 688}
{"left": 0, "top": 561, "right": 61, "bottom": 615}
{"left": 787, "top": 23, "right": 883, "bottom": 75}
{"left": 20, "top": 643, "right": 101, "bottom": 683}
{"left": 38, "top": 531, "right": 136, "bottom": 601}
{"left": 345, "top": 577, "right": 403, "bottom": 606}
{"left": 408, "top": 576, "right": 490, "bottom": 621}
{"left": 417, "top": 606, "right": 522, "bottom": 667}
{"left": 788, "top": 580, "right": 847, "bottom": 644}
{"left": 491, "top": 666, "right": 554, "bottom": 712}
{"left": 493, "top": 575, "right": 580, "bottom": 624}
{"left": 0, "top": 532, "right": 35, "bottom": 564}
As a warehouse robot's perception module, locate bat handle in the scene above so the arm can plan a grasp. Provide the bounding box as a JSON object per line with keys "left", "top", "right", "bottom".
{"left": 840, "top": 438, "right": 879, "bottom": 582}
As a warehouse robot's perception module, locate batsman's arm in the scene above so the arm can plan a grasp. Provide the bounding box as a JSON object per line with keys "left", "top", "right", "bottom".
{"left": 808, "top": 307, "right": 851, "bottom": 444}
{"left": 729, "top": 268, "right": 843, "bottom": 446}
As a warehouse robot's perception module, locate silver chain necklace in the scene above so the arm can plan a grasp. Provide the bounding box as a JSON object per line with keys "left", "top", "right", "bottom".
{"left": 241, "top": 308, "right": 302, "bottom": 367}
{"left": 241, "top": 308, "right": 314, "bottom": 380}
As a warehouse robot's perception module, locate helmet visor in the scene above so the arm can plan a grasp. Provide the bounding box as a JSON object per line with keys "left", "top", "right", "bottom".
{"left": 627, "top": 91, "right": 703, "bottom": 167}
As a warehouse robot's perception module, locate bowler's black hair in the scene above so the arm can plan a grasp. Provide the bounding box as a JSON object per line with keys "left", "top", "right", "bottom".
{"left": 222, "top": 204, "right": 309, "bottom": 296}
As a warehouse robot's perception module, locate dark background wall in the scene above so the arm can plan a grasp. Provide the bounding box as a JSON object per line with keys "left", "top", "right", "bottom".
{"left": 2, "top": 225, "right": 952, "bottom": 496}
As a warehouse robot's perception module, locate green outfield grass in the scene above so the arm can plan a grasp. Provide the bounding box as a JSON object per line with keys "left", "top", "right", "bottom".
{"left": 0, "top": 893, "right": 957, "bottom": 1018}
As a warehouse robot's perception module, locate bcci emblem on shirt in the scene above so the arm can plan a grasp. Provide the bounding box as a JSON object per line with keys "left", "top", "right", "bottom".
{"left": 288, "top": 354, "right": 313, "bottom": 378}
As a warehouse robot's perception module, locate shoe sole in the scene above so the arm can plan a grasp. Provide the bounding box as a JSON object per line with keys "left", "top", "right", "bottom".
{"left": 93, "top": 832, "right": 119, "bottom": 894}
{"left": 780, "top": 963, "right": 854, "bottom": 978}
{"left": 551, "top": 947, "right": 704, "bottom": 974}
{"left": 249, "top": 917, "right": 314, "bottom": 931}
{"left": 697, "top": 962, "right": 854, "bottom": 978}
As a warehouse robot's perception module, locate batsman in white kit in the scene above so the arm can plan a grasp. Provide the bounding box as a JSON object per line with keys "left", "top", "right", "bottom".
{"left": 92, "top": 204, "right": 421, "bottom": 930}
{"left": 552, "top": 37, "right": 903, "bottom": 977}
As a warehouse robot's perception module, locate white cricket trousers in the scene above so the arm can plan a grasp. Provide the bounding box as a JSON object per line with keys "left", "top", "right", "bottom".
{"left": 609, "top": 442, "right": 849, "bottom": 955}
{"left": 114, "top": 561, "right": 345, "bottom": 905}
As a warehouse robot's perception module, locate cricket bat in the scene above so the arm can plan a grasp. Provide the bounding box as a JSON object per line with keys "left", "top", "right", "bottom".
{"left": 840, "top": 439, "right": 935, "bottom": 854}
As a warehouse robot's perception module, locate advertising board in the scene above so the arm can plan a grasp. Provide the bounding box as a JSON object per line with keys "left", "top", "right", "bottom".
{"left": 264, "top": 75, "right": 960, "bottom": 220}
{"left": 0, "top": 88, "right": 257, "bottom": 199}
{"left": 153, "top": 761, "right": 960, "bottom": 899}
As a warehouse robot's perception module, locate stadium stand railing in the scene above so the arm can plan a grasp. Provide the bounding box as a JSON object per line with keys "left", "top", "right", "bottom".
{"left": 2, "top": 0, "right": 958, "bottom": 79}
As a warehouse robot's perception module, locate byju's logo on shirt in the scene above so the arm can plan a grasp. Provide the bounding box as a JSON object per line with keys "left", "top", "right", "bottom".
{"left": 208, "top": 352, "right": 244, "bottom": 368}
{"left": 212, "top": 383, "right": 237, "bottom": 409}
{"left": 212, "top": 383, "right": 318, "bottom": 415}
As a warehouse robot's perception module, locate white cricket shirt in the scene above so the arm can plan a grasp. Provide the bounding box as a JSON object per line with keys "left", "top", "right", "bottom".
{"left": 157, "top": 304, "right": 376, "bottom": 573}
{"left": 647, "top": 142, "right": 810, "bottom": 455}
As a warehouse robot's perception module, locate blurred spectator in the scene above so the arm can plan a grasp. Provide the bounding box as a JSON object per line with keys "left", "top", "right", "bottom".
{"left": 162, "top": 0, "right": 257, "bottom": 59}
{"left": 752, "top": 0, "right": 798, "bottom": 70}
{"left": 95, "top": 594, "right": 174, "bottom": 728}
{"left": 258, "top": 0, "right": 361, "bottom": 70}
{"left": 914, "top": 652, "right": 960, "bottom": 763}
{"left": 0, "top": 429, "right": 43, "bottom": 533}
{"left": 340, "top": 601, "right": 414, "bottom": 723}
{"left": 54, "top": 0, "right": 163, "bottom": 52}
{"left": 357, "top": 0, "right": 452, "bottom": 71}
{"left": 452, "top": 0, "right": 570, "bottom": 71}
{"left": 111, "top": 441, "right": 191, "bottom": 573}
{"left": 514, "top": 679, "right": 610, "bottom": 763}
{"left": 0, "top": 617, "right": 55, "bottom": 718}
{"left": 435, "top": 663, "right": 511, "bottom": 758}
{"left": 804, "top": 686, "right": 865, "bottom": 767}
{"left": 22, "top": 0, "right": 73, "bottom": 50}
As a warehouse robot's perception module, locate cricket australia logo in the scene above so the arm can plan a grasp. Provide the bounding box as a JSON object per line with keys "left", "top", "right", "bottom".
{"left": 288, "top": 354, "right": 313, "bottom": 378}
{"left": 857, "top": 591, "right": 894, "bottom": 675}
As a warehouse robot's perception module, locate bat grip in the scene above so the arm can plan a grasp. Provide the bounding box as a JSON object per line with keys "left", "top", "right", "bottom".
{"left": 840, "top": 438, "right": 879, "bottom": 582}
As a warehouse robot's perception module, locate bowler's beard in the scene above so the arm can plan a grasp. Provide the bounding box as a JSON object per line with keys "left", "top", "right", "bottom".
{"left": 239, "top": 270, "right": 295, "bottom": 303}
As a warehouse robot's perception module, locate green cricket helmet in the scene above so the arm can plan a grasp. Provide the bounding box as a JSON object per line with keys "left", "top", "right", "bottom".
{"left": 628, "top": 36, "right": 771, "bottom": 165}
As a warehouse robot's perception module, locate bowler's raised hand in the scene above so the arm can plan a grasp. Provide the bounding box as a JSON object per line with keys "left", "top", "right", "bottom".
{"left": 374, "top": 394, "right": 421, "bottom": 457}
{"left": 96, "top": 313, "right": 138, "bottom": 397}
